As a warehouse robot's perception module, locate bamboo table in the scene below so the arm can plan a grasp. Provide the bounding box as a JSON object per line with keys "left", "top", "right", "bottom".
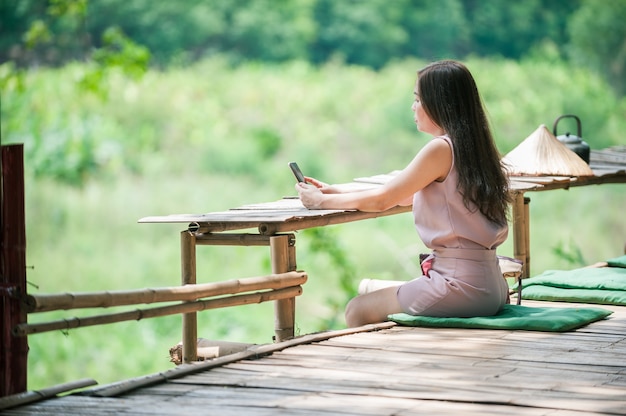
{"left": 139, "top": 147, "right": 626, "bottom": 362}
{"left": 139, "top": 180, "right": 410, "bottom": 362}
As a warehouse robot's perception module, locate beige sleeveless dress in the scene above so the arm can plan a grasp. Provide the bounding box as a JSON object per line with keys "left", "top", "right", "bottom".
{"left": 396, "top": 136, "right": 509, "bottom": 317}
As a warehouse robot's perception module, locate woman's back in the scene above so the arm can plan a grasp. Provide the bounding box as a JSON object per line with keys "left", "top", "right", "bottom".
{"left": 412, "top": 136, "right": 508, "bottom": 250}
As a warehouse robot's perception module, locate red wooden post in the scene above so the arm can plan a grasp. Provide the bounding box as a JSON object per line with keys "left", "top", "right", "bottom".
{"left": 1, "top": 144, "right": 29, "bottom": 396}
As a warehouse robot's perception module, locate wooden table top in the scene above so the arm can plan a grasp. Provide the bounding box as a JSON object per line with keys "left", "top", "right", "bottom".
{"left": 138, "top": 147, "right": 626, "bottom": 234}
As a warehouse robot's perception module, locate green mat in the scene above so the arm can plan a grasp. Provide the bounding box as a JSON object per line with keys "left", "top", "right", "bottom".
{"left": 516, "top": 255, "right": 626, "bottom": 305}
{"left": 607, "top": 254, "right": 626, "bottom": 268}
{"left": 388, "top": 304, "right": 612, "bottom": 332}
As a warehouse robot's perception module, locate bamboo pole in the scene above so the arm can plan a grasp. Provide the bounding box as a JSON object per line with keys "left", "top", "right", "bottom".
{"left": 13, "top": 286, "right": 302, "bottom": 337}
{"left": 193, "top": 233, "right": 271, "bottom": 246}
{"left": 25, "top": 271, "right": 307, "bottom": 313}
{"left": 524, "top": 196, "right": 531, "bottom": 278}
{"left": 180, "top": 230, "right": 197, "bottom": 363}
{"left": 512, "top": 192, "right": 528, "bottom": 278}
{"left": 271, "top": 235, "right": 296, "bottom": 342}
{"left": 0, "top": 378, "right": 97, "bottom": 410}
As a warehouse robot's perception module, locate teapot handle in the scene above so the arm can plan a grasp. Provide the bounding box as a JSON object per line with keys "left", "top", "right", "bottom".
{"left": 553, "top": 114, "right": 582, "bottom": 138}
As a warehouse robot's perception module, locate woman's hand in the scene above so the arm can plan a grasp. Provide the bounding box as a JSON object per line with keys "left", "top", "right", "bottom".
{"left": 296, "top": 182, "right": 325, "bottom": 209}
{"left": 303, "top": 176, "right": 341, "bottom": 194}
{"left": 296, "top": 176, "right": 345, "bottom": 209}
{"left": 303, "top": 176, "right": 327, "bottom": 189}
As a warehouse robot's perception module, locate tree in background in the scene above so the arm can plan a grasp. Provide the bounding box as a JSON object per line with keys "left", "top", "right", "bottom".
{"left": 461, "top": 0, "right": 579, "bottom": 59}
{"left": 0, "top": 0, "right": 584, "bottom": 66}
{"left": 0, "top": 0, "right": 89, "bottom": 66}
{"left": 399, "top": 0, "right": 469, "bottom": 60}
{"left": 310, "top": 0, "right": 408, "bottom": 68}
{"left": 0, "top": 0, "right": 149, "bottom": 75}
{"left": 1, "top": 0, "right": 624, "bottom": 95}
{"left": 568, "top": 0, "right": 626, "bottom": 96}
{"left": 81, "top": 0, "right": 316, "bottom": 65}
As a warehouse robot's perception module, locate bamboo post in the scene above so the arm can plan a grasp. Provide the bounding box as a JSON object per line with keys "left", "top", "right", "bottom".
{"left": 1, "top": 144, "right": 28, "bottom": 397}
{"left": 180, "top": 230, "right": 197, "bottom": 363}
{"left": 512, "top": 192, "right": 528, "bottom": 279}
{"left": 524, "top": 196, "right": 531, "bottom": 278}
{"left": 271, "top": 234, "right": 296, "bottom": 342}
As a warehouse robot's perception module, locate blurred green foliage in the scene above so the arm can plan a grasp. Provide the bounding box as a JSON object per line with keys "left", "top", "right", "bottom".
{"left": 2, "top": 56, "right": 624, "bottom": 185}
{"left": 567, "top": 0, "right": 626, "bottom": 95}
{"left": 2, "top": 0, "right": 625, "bottom": 93}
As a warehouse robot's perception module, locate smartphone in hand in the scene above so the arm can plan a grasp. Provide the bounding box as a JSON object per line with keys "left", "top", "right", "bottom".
{"left": 288, "top": 162, "right": 306, "bottom": 183}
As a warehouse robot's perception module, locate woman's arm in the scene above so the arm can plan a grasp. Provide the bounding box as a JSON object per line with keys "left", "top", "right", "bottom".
{"left": 297, "top": 138, "right": 452, "bottom": 212}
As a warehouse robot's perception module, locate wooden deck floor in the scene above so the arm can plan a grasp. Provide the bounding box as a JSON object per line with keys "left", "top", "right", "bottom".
{"left": 5, "top": 300, "right": 626, "bottom": 415}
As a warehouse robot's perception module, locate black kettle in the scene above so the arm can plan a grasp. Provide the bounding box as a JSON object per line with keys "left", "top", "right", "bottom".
{"left": 552, "top": 114, "right": 590, "bottom": 164}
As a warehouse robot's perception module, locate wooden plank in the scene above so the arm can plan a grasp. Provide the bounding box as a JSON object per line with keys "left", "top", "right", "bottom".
{"left": 267, "top": 341, "right": 626, "bottom": 371}
{"left": 133, "top": 387, "right": 598, "bottom": 416}
{"left": 508, "top": 175, "right": 574, "bottom": 183}
{"left": 321, "top": 337, "right": 626, "bottom": 367}
{"left": 218, "top": 345, "right": 625, "bottom": 381}
{"left": 171, "top": 365, "right": 626, "bottom": 415}
{"left": 202, "top": 360, "right": 621, "bottom": 391}
{"left": 6, "top": 391, "right": 595, "bottom": 416}
{"left": 508, "top": 179, "right": 544, "bottom": 191}
{"left": 591, "top": 146, "right": 626, "bottom": 165}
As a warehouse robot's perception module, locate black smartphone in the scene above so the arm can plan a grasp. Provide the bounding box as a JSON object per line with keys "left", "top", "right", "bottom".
{"left": 288, "top": 162, "right": 306, "bottom": 183}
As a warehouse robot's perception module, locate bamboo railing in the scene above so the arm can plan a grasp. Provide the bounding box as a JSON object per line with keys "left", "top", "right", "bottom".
{"left": 14, "top": 271, "right": 307, "bottom": 336}
{"left": 23, "top": 271, "right": 307, "bottom": 313}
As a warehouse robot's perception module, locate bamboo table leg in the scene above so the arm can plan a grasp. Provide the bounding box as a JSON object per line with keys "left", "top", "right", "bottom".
{"left": 270, "top": 234, "right": 296, "bottom": 342}
{"left": 180, "top": 230, "right": 197, "bottom": 363}
{"left": 524, "top": 196, "right": 530, "bottom": 277}
{"left": 512, "top": 193, "right": 531, "bottom": 279}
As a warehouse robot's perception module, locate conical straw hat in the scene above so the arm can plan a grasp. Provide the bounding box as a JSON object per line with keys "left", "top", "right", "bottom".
{"left": 502, "top": 124, "right": 594, "bottom": 176}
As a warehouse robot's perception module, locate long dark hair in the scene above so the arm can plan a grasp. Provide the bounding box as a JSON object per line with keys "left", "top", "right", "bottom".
{"left": 418, "top": 60, "right": 510, "bottom": 226}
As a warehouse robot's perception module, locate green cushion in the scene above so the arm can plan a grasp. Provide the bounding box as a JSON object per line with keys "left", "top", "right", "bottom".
{"left": 520, "top": 286, "right": 626, "bottom": 305}
{"left": 388, "top": 304, "right": 612, "bottom": 332}
{"left": 515, "top": 264, "right": 626, "bottom": 305}
{"left": 519, "top": 266, "right": 626, "bottom": 291}
{"left": 607, "top": 254, "right": 626, "bottom": 268}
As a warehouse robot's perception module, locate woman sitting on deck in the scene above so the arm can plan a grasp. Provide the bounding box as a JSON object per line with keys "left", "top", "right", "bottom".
{"left": 296, "top": 60, "right": 511, "bottom": 327}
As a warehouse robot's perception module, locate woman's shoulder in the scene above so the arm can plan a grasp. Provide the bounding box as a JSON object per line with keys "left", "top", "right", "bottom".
{"left": 417, "top": 136, "right": 453, "bottom": 181}
{"left": 432, "top": 134, "right": 452, "bottom": 145}
{"left": 426, "top": 135, "right": 453, "bottom": 154}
